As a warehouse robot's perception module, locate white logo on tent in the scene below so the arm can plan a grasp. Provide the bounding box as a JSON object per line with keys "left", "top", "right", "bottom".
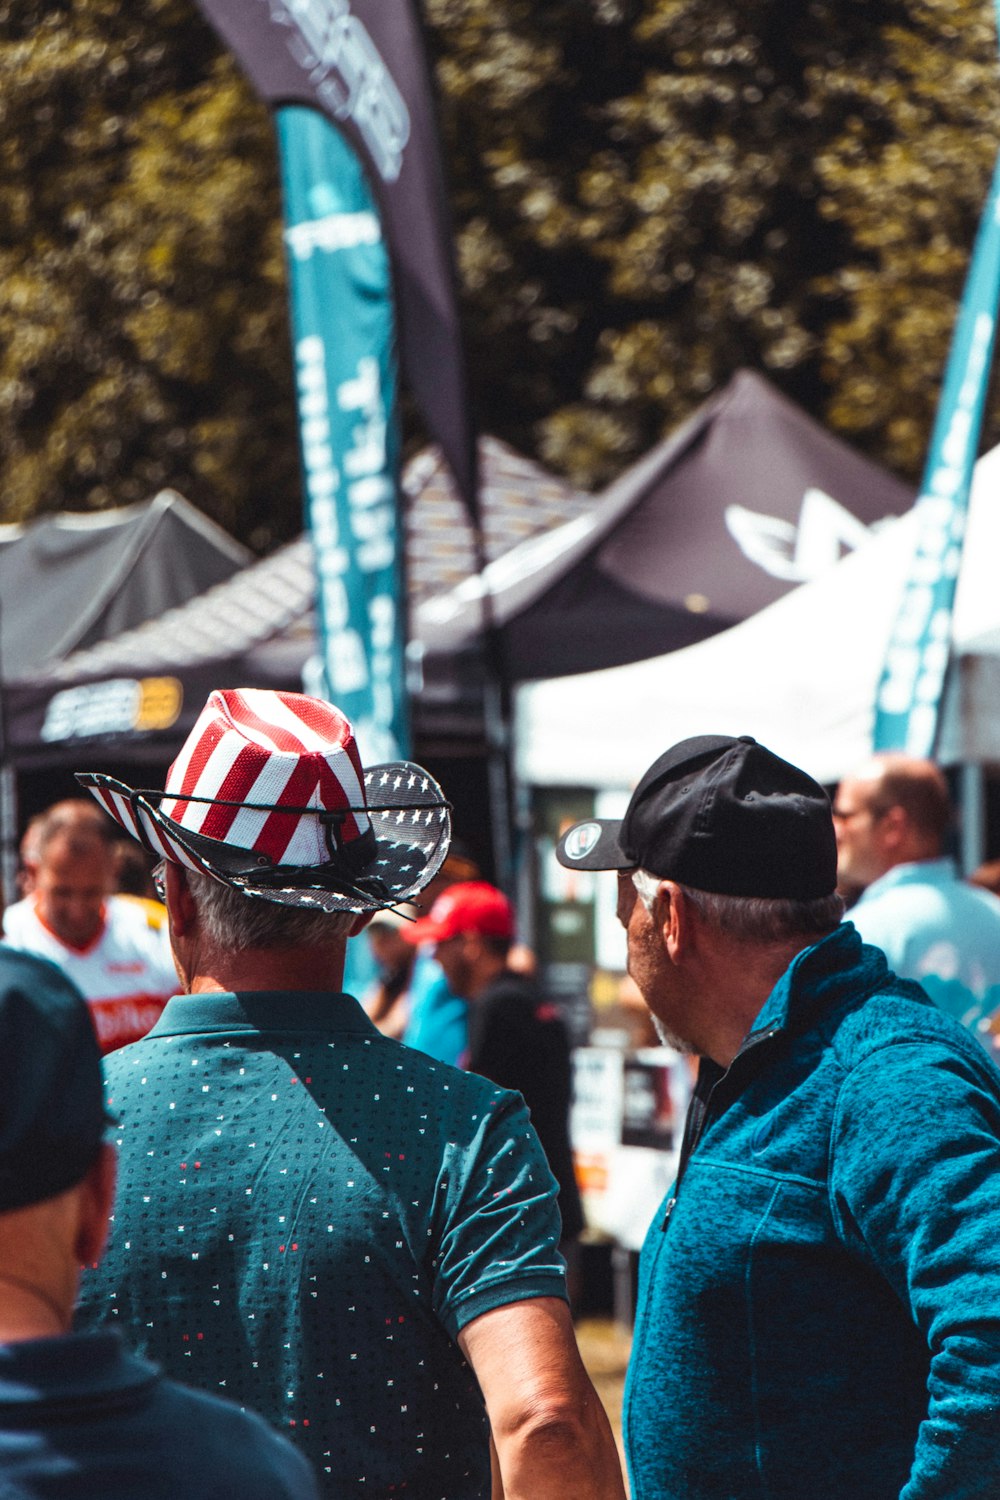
{"left": 419, "top": 512, "right": 599, "bottom": 627}
{"left": 725, "top": 488, "right": 882, "bottom": 583}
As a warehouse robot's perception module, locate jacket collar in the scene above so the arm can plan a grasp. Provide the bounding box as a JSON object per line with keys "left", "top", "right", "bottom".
{"left": 0, "top": 1332, "right": 155, "bottom": 1409}
{"left": 748, "top": 922, "right": 887, "bottom": 1039}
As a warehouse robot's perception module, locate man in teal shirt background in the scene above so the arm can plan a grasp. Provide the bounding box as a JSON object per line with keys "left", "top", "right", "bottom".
{"left": 834, "top": 752, "right": 1000, "bottom": 1034}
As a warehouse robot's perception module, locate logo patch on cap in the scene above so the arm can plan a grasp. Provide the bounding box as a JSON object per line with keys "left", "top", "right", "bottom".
{"left": 562, "top": 821, "right": 603, "bottom": 861}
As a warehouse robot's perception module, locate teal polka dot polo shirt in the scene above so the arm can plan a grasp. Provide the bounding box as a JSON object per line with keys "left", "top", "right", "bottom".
{"left": 76, "top": 991, "right": 567, "bottom": 1498}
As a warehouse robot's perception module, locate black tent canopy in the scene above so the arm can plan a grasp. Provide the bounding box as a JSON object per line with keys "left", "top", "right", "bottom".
{"left": 416, "top": 369, "right": 916, "bottom": 684}
{"left": 1, "top": 440, "right": 591, "bottom": 770}
{"left": 2, "top": 379, "right": 917, "bottom": 771}
{"left": 4, "top": 538, "right": 315, "bottom": 772}
{"left": 0, "top": 491, "right": 251, "bottom": 682}
{"left": 0, "top": 492, "right": 253, "bottom": 894}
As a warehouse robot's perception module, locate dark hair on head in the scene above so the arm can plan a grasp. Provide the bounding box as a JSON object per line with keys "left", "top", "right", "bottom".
{"left": 441, "top": 841, "right": 481, "bottom": 884}
{"left": 114, "top": 842, "right": 158, "bottom": 899}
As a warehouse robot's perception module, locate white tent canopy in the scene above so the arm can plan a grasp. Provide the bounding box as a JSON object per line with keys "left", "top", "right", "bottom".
{"left": 516, "top": 444, "right": 1000, "bottom": 790}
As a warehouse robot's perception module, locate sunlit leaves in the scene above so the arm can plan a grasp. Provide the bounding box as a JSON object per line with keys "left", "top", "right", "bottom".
{"left": 0, "top": 0, "right": 997, "bottom": 525}
{"left": 0, "top": 2, "right": 296, "bottom": 543}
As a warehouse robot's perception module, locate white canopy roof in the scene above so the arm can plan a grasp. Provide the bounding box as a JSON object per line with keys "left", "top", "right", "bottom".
{"left": 515, "top": 444, "right": 1000, "bottom": 788}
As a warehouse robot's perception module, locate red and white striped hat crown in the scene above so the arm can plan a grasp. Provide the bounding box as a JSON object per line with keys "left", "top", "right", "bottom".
{"left": 164, "top": 689, "right": 371, "bottom": 865}
{"left": 77, "top": 689, "right": 451, "bottom": 914}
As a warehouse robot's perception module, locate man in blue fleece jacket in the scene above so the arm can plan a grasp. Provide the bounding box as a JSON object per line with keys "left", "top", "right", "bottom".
{"left": 557, "top": 734, "right": 1000, "bottom": 1500}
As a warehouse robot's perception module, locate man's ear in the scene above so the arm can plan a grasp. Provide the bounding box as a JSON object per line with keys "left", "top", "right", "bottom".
{"left": 657, "top": 880, "right": 689, "bottom": 963}
{"left": 75, "top": 1143, "right": 117, "bottom": 1269}
{"left": 349, "top": 911, "right": 374, "bottom": 938}
{"left": 876, "top": 803, "right": 908, "bottom": 855}
{"left": 164, "top": 863, "right": 198, "bottom": 937}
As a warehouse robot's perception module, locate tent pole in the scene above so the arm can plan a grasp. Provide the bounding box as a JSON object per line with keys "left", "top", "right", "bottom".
{"left": 465, "top": 449, "right": 516, "bottom": 896}
{"left": 0, "top": 765, "right": 16, "bottom": 908}
{"left": 959, "top": 763, "right": 985, "bottom": 876}
{"left": 0, "top": 593, "right": 15, "bottom": 908}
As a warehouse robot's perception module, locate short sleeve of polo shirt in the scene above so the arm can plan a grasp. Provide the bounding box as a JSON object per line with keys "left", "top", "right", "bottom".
{"left": 428, "top": 1088, "right": 568, "bottom": 1338}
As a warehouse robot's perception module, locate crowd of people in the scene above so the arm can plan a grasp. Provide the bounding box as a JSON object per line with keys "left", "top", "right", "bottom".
{"left": 2, "top": 685, "right": 1000, "bottom": 1497}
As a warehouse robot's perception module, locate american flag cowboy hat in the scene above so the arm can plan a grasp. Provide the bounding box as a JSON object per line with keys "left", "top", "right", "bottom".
{"left": 76, "top": 689, "right": 452, "bottom": 914}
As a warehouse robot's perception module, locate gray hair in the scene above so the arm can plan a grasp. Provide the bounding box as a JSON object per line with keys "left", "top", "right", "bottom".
{"left": 185, "top": 869, "right": 357, "bottom": 950}
{"left": 632, "top": 869, "right": 844, "bottom": 946}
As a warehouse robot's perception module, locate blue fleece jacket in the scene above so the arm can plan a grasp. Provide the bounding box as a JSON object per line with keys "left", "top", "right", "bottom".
{"left": 624, "top": 923, "right": 1000, "bottom": 1500}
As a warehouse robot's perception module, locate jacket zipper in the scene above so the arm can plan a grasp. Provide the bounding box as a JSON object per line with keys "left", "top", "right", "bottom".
{"left": 662, "top": 1027, "right": 780, "bottom": 1229}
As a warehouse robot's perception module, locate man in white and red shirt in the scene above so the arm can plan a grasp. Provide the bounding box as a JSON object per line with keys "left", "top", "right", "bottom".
{"left": 2, "top": 800, "right": 176, "bottom": 1053}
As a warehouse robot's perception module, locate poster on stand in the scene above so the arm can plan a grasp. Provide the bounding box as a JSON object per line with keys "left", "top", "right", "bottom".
{"left": 571, "top": 1047, "right": 691, "bottom": 1252}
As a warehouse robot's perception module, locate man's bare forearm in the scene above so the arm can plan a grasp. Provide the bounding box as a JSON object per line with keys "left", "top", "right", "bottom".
{"left": 492, "top": 1393, "right": 625, "bottom": 1499}
{"left": 460, "top": 1297, "right": 625, "bottom": 1500}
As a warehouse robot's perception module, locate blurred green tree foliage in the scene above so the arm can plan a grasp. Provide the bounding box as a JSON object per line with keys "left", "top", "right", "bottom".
{"left": 0, "top": 0, "right": 295, "bottom": 544}
{"left": 426, "top": 0, "right": 1000, "bottom": 485}
{"left": 813, "top": 0, "right": 1000, "bottom": 474}
{"left": 0, "top": 0, "right": 997, "bottom": 536}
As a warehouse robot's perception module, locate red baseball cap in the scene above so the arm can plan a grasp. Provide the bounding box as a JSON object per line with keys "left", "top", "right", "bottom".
{"left": 404, "top": 881, "right": 514, "bottom": 944}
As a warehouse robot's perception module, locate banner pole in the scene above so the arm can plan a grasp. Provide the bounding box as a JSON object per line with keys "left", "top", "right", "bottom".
{"left": 872, "top": 146, "right": 1000, "bottom": 756}
{"left": 0, "top": 598, "right": 18, "bottom": 908}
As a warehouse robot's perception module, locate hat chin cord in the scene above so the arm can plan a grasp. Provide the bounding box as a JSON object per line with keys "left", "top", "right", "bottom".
{"left": 239, "top": 862, "right": 391, "bottom": 903}
{"left": 162, "top": 813, "right": 389, "bottom": 902}
{"left": 82, "top": 776, "right": 443, "bottom": 910}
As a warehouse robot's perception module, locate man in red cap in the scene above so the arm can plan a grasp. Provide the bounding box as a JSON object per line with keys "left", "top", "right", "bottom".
{"left": 405, "top": 882, "right": 584, "bottom": 1269}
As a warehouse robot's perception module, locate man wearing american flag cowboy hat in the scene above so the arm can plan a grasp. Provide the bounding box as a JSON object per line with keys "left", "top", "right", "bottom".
{"left": 75, "top": 688, "right": 623, "bottom": 1500}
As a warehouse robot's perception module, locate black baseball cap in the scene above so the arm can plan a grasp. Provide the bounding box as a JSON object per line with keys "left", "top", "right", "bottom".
{"left": 0, "top": 948, "right": 107, "bottom": 1214}
{"left": 555, "top": 735, "right": 836, "bottom": 900}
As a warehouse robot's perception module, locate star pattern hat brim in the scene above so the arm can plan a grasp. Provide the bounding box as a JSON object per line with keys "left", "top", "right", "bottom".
{"left": 77, "top": 762, "right": 451, "bottom": 915}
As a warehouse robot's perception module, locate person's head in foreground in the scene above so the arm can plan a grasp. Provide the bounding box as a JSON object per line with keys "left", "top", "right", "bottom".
{"left": 76, "top": 688, "right": 451, "bottom": 988}
{"left": 556, "top": 734, "right": 844, "bottom": 1064}
{"left": 0, "top": 947, "right": 112, "bottom": 1340}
